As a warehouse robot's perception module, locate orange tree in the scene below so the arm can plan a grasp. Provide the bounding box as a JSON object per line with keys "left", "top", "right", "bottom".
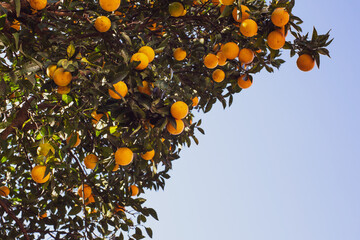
{"left": 0, "top": 0, "right": 332, "bottom": 239}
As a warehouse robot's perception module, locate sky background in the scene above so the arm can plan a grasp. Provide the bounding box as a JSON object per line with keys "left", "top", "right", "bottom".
{"left": 145, "top": 0, "right": 360, "bottom": 239}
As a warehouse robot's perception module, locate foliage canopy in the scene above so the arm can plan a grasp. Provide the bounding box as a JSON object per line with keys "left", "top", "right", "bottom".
{"left": 0, "top": 0, "right": 331, "bottom": 239}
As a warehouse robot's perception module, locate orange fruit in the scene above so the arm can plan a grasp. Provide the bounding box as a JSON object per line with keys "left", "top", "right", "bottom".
{"left": 271, "top": 8, "right": 290, "bottom": 27}
{"left": 31, "top": 165, "right": 50, "bottom": 184}
{"left": 170, "top": 101, "right": 189, "bottom": 120}
{"left": 53, "top": 68, "right": 72, "bottom": 87}
{"left": 112, "top": 164, "right": 119, "bottom": 171}
{"left": 66, "top": 132, "right": 81, "bottom": 147}
{"left": 167, "top": 119, "right": 185, "bottom": 135}
{"left": 173, "top": 48, "right": 187, "bottom": 61}
{"left": 85, "top": 194, "right": 95, "bottom": 205}
{"left": 91, "top": 111, "right": 105, "bottom": 124}
{"left": 39, "top": 212, "right": 47, "bottom": 219}
{"left": 115, "top": 147, "right": 133, "bottom": 166}
{"left": 138, "top": 46, "right": 155, "bottom": 63}
{"left": 78, "top": 184, "right": 92, "bottom": 199}
{"left": 219, "top": 5, "right": 226, "bottom": 14}
{"left": 238, "top": 48, "right": 254, "bottom": 64}
{"left": 130, "top": 52, "right": 149, "bottom": 70}
{"left": 11, "top": 20, "right": 20, "bottom": 31}
{"left": 216, "top": 52, "right": 227, "bottom": 66}
{"left": 204, "top": 53, "right": 218, "bottom": 69}
{"left": 212, "top": 0, "right": 220, "bottom": 5}
{"left": 94, "top": 16, "right": 111, "bottom": 32}
{"left": 192, "top": 96, "right": 199, "bottom": 107}
{"left": 57, "top": 86, "right": 70, "bottom": 95}
{"left": 0, "top": 186, "right": 10, "bottom": 196}
{"left": 30, "top": 0, "right": 47, "bottom": 10}
{"left": 138, "top": 81, "right": 153, "bottom": 95}
{"left": 46, "top": 65, "right": 57, "bottom": 78}
{"left": 99, "top": 0, "right": 120, "bottom": 12}
{"left": 141, "top": 149, "right": 155, "bottom": 160}
{"left": 220, "top": 0, "right": 234, "bottom": 5}
{"left": 37, "top": 143, "right": 55, "bottom": 156}
{"left": 109, "top": 81, "right": 128, "bottom": 99}
{"left": 115, "top": 204, "right": 125, "bottom": 213}
{"left": 129, "top": 185, "right": 139, "bottom": 196}
{"left": 240, "top": 19, "right": 258, "bottom": 37}
{"left": 296, "top": 54, "right": 315, "bottom": 72}
{"left": 276, "top": 26, "right": 288, "bottom": 37}
{"left": 237, "top": 75, "right": 252, "bottom": 89}
{"left": 267, "top": 31, "right": 285, "bottom": 50}
{"left": 84, "top": 154, "right": 98, "bottom": 169}
{"left": 232, "top": 5, "right": 250, "bottom": 22}
{"left": 212, "top": 69, "right": 225, "bottom": 83}
{"left": 169, "top": 2, "right": 184, "bottom": 17}
{"left": 222, "top": 42, "right": 239, "bottom": 60}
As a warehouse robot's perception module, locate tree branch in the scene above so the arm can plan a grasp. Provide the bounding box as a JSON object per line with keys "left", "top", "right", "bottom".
{"left": 0, "top": 198, "right": 30, "bottom": 240}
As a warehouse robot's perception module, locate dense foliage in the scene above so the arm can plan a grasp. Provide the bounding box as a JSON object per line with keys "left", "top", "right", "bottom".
{"left": 0, "top": 0, "right": 331, "bottom": 239}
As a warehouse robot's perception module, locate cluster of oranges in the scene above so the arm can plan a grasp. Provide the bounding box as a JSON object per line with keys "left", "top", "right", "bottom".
{"left": 22, "top": 0, "right": 322, "bottom": 219}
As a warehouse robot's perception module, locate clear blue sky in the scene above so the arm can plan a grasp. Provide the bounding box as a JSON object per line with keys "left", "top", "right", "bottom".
{"left": 145, "top": 0, "right": 360, "bottom": 239}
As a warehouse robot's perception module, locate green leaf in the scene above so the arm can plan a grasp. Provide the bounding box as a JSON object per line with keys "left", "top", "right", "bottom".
{"left": 145, "top": 227, "right": 153, "bottom": 238}
{"left": 15, "top": 0, "right": 21, "bottom": 17}
{"left": 67, "top": 42, "right": 75, "bottom": 59}
{"left": 68, "top": 206, "right": 82, "bottom": 215}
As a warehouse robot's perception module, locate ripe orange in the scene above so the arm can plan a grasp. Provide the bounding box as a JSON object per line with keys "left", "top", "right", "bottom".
{"left": 296, "top": 54, "right": 315, "bottom": 72}
{"left": 31, "top": 165, "right": 50, "bottom": 184}
{"left": 267, "top": 31, "right": 285, "bottom": 50}
{"left": 115, "top": 204, "right": 125, "bottom": 213}
{"left": 115, "top": 147, "right": 133, "bottom": 166}
{"left": 112, "top": 164, "right": 119, "bottom": 171}
{"left": 141, "top": 149, "right": 155, "bottom": 160}
{"left": 240, "top": 19, "right": 258, "bottom": 37}
{"left": 232, "top": 5, "right": 250, "bottom": 22}
{"left": 29, "top": 0, "right": 47, "bottom": 10}
{"left": 129, "top": 185, "right": 139, "bottom": 196}
{"left": 53, "top": 68, "right": 72, "bottom": 87}
{"left": 212, "top": 69, "right": 225, "bottom": 83}
{"left": 66, "top": 132, "right": 81, "bottom": 147}
{"left": 212, "top": 0, "right": 220, "bottom": 5}
{"left": 99, "top": 0, "right": 120, "bottom": 12}
{"left": 84, "top": 154, "right": 98, "bottom": 169}
{"left": 237, "top": 75, "right": 252, "bottom": 89}
{"left": 238, "top": 48, "right": 254, "bottom": 64}
{"left": 46, "top": 65, "right": 57, "bottom": 79}
{"left": 204, "top": 53, "right": 219, "bottom": 69}
{"left": 57, "top": 86, "right": 70, "bottom": 95}
{"left": 271, "top": 8, "right": 290, "bottom": 27}
{"left": 220, "top": 0, "right": 234, "bottom": 5}
{"left": 0, "top": 186, "right": 10, "bottom": 196}
{"left": 167, "top": 119, "right": 185, "bottom": 135}
{"left": 91, "top": 111, "right": 106, "bottom": 124}
{"left": 11, "top": 20, "right": 20, "bottom": 31}
{"left": 192, "top": 96, "right": 199, "bottom": 107}
{"left": 138, "top": 46, "right": 155, "bottom": 63}
{"left": 94, "top": 16, "right": 111, "bottom": 32}
{"left": 109, "top": 81, "right": 128, "bottom": 99}
{"left": 222, "top": 42, "right": 239, "bottom": 60}
{"left": 219, "top": 5, "right": 225, "bottom": 14}
{"left": 78, "top": 184, "right": 92, "bottom": 199}
{"left": 130, "top": 53, "right": 149, "bottom": 70}
{"left": 169, "top": 2, "right": 184, "bottom": 17}
{"left": 173, "top": 48, "right": 187, "bottom": 61}
{"left": 216, "top": 52, "right": 227, "bottom": 66}
{"left": 39, "top": 212, "right": 47, "bottom": 219}
{"left": 170, "top": 101, "right": 189, "bottom": 120}
{"left": 138, "top": 81, "right": 152, "bottom": 95}
{"left": 85, "top": 194, "right": 95, "bottom": 205}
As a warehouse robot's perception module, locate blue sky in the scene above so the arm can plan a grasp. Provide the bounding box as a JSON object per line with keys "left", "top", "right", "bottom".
{"left": 145, "top": 0, "right": 360, "bottom": 239}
